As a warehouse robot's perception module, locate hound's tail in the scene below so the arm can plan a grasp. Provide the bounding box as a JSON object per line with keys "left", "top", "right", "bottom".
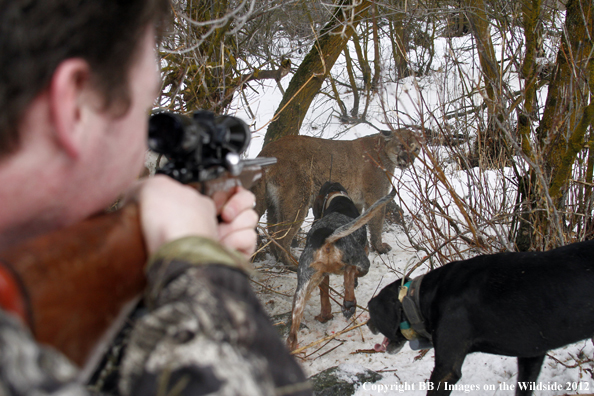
{"left": 325, "top": 188, "right": 397, "bottom": 244}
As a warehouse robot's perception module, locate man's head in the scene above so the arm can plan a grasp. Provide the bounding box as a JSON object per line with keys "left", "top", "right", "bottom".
{"left": 0, "top": 0, "right": 170, "bottom": 156}
{"left": 0, "top": 0, "right": 170, "bottom": 248}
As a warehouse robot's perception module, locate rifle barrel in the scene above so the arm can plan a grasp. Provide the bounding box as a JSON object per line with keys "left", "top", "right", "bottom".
{"left": 243, "top": 157, "right": 277, "bottom": 168}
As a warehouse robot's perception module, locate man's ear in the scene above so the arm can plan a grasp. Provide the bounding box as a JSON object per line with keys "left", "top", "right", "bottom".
{"left": 48, "top": 59, "right": 93, "bottom": 159}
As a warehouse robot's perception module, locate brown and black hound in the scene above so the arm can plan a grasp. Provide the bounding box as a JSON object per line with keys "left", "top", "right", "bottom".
{"left": 287, "top": 181, "right": 395, "bottom": 351}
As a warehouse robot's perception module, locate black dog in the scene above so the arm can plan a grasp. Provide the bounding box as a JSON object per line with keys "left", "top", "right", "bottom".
{"left": 368, "top": 240, "right": 594, "bottom": 396}
{"left": 287, "top": 182, "right": 394, "bottom": 351}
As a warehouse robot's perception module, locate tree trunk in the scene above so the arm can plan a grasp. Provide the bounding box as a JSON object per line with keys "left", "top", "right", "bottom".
{"left": 389, "top": 1, "right": 409, "bottom": 79}
{"left": 517, "top": 0, "right": 542, "bottom": 161}
{"left": 542, "top": 0, "right": 593, "bottom": 205}
{"left": 515, "top": 0, "right": 593, "bottom": 250}
{"left": 370, "top": 3, "right": 381, "bottom": 92}
{"left": 344, "top": 47, "right": 360, "bottom": 117}
{"left": 464, "top": 0, "right": 508, "bottom": 167}
{"left": 514, "top": 0, "right": 543, "bottom": 251}
{"left": 263, "top": 0, "right": 372, "bottom": 146}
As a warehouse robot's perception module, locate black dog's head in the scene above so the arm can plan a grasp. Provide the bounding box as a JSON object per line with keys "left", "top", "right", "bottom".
{"left": 312, "top": 182, "right": 350, "bottom": 219}
{"left": 367, "top": 280, "right": 408, "bottom": 354}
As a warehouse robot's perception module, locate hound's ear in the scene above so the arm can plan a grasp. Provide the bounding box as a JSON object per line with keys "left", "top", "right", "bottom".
{"left": 48, "top": 58, "right": 92, "bottom": 159}
{"left": 312, "top": 193, "right": 325, "bottom": 219}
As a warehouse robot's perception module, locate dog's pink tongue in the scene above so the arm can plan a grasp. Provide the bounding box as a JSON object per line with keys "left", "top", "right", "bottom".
{"left": 374, "top": 337, "right": 390, "bottom": 352}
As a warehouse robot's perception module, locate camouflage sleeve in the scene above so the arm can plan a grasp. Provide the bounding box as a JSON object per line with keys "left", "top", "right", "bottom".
{"left": 118, "top": 237, "right": 311, "bottom": 396}
{"left": 0, "top": 310, "right": 92, "bottom": 396}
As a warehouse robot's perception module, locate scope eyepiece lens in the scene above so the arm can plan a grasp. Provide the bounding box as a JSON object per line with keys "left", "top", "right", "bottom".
{"left": 149, "top": 112, "right": 203, "bottom": 156}
{"left": 148, "top": 113, "right": 186, "bottom": 154}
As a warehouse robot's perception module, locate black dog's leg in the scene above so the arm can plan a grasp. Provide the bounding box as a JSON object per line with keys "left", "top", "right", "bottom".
{"left": 427, "top": 352, "right": 465, "bottom": 396}
{"left": 515, "top": 355, "right": 545, "bottom": 396}
{"left": 427, "top": 324, "right": 470, "bottom": 396}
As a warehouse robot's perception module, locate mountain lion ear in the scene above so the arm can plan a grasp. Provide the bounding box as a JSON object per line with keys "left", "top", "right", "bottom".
{"left": 380, "top": 130, "right": 393, "bottom": 140}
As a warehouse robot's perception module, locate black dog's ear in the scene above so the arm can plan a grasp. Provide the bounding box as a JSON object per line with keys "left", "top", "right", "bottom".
{"left": 367, "top": 318, "right": 380, "bottom": 335}
{"left": 368, "top": 286, "right": 402, "bottom": 340}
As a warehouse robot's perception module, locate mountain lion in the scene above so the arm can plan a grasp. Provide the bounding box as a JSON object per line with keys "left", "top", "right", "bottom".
{"left": 252, "top": 129, "right": 421, "bottom": 267}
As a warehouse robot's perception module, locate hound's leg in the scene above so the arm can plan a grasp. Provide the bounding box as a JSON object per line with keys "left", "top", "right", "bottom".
{"left": 287, "top": 273, "right": 324, "bottom": 351}
{"left": 315, "top": 275, "right": 334, "bottom": 323}
{"left": 342, "top": 266, "right": 357, "bottom": 319}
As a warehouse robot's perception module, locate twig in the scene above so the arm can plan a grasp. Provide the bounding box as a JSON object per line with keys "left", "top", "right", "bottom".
{"left": 249, "top": 278, "right": 293, "bottom": 298}
{"left": 302, "top": 339, "right": 335, "bottom": 360}
{"left": 327, "top": 285, "right": 368, "bottom": 312}
{"left": 405, "top": 230, "right": 473, "bottom": 279}
{"left": 257, "top": 225, "right": 299, "bottom": 268}
{"left": 547, "top": 352, "right": 594, "bottom": 369}
{"left": 291, "top": 321, "right": 367, "bottom": 355}
{"left": 351, "top": 349, "right": 382, "bottom": 354}
{"left": 316, "top": 341, "right": 345, "bottom": 359}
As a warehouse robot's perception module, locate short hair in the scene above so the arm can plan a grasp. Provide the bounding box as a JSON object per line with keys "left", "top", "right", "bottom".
{"left": 0, "top": 0, "right": 170, "bottom": 156}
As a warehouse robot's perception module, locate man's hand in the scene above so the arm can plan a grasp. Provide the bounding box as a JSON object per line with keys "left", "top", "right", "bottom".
{"left": 127, "top": 175, "right": 219, "bottom": 255}
{"left": 126, "top": 176, "right": 257, "bottom": 258}
{"left": 212, "top": 186, "right": 258, "bottom": 258}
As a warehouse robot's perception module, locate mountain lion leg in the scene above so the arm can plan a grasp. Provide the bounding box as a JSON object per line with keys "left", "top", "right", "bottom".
{"left": 368, "top": 205, "right": 391, "bottom": 254}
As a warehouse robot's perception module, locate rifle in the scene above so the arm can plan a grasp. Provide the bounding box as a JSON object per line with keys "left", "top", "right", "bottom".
{"left": 0, "top": 111, "right": 275, "bottom": 368}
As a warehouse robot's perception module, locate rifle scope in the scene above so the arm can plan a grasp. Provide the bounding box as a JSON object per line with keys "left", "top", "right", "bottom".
{"left": 148, "top": 111, "right": 251, "bottom": 184}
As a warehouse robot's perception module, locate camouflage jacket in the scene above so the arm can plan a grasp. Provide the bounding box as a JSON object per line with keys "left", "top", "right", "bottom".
{"left": 0, "top": 237, "right": 311, "bottom": 396}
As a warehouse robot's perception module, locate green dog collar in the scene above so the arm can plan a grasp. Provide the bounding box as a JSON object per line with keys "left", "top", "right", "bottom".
{"left": 399, "top": 281, "right": 413, "bottom": 332}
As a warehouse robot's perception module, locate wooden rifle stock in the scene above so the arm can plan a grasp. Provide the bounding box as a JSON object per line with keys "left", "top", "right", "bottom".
{"left": 0, "top": 204, "right": 146, "bottom": 367}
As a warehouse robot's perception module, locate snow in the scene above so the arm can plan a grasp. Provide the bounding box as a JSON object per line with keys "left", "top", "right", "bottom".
{"left": 224, "top": 32, "right": 594, "bottom": 395}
